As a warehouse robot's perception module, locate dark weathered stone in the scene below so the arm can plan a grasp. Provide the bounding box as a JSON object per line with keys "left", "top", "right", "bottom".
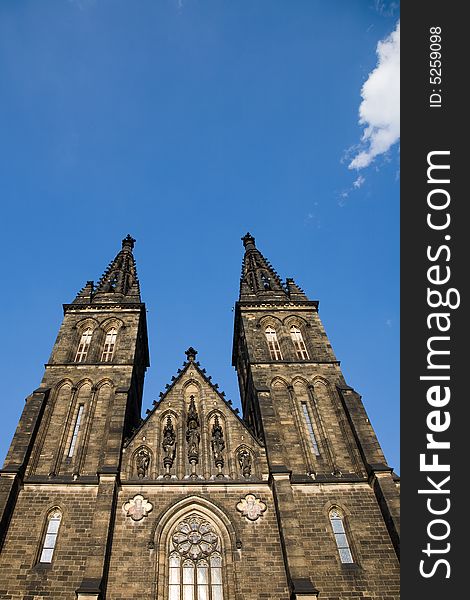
{"left": 0, "top": 235, "right": 399, "bottom": 600}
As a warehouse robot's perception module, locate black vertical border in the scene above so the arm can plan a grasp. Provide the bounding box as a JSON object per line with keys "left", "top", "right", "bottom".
{"left": 401, "top": 3, "right": 465, "bottom": 598}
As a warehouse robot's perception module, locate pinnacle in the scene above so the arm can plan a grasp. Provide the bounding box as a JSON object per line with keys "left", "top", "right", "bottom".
{"left": 122, "top": 234, "right": 136, "bottom": 250}
{"left": 72, "top": 236, "right": 141, "bottom": 304}
{"left": 239, "top": 232, "right": 288, "bottom": 301}
{"left": 241, "top": 232, "right": 256, "bottom": 250}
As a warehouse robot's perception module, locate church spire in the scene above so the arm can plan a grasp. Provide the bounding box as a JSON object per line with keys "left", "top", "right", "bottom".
{"left": 239, "top": 233, "right": 288, "bottom": 301}
{"left": 72, "top": 235, "right": 141, "bottom": 304}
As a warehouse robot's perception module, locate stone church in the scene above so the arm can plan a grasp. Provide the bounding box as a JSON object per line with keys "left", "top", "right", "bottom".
{"left": 0, "top": 234, "right": 400, "bottom": 599}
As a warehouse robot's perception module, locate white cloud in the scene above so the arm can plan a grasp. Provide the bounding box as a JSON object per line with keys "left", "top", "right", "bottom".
{"left": 353, "top": 175, "right": 366, "bottom": 189}
{"left": 349, "top": 21, "right": 400, "bottom": 170}
{"left": 373, "top": 1, "right": 400, "bottom": 17}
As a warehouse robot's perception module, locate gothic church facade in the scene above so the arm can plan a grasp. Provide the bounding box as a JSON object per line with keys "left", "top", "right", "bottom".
{"left": 0, "top": 234, "right": 400, "bottom": 599}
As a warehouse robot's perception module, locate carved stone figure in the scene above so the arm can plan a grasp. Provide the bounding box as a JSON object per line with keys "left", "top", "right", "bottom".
{"left": 136, "top": 447, "right": 150, "bottom": 479}
{"left": 123, "top": 494, "right": 153, "bottom": 521}
{"left": 236, "top": 494, "right": 266, "bottom": 521}
{"left": 186, "top": 396, "right": 200, "bottom": 478}
{"left": 162, "top": 415, "right": 176, "bottom": 478}
{"left": 237, "top": 447, "right": 252, "bottom": 478}
{"left": 211, "top": 415, "right": 225, "bottom": 477}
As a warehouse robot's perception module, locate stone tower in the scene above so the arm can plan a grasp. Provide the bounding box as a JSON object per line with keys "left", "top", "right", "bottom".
{"left": 0, "top": 235, "right": 150, "bottom": 598}
{"left": 232, "top": 233, "right": 400, "bottom": 596}
{"left": 0, "top": 234, "right": 400, "bottom": 600}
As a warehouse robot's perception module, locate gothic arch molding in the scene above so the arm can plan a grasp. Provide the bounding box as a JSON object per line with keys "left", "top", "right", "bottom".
{"left": 160, "top": 409, "right": 179, "bottom": 422}
{"left": 291, "top": 375, "right": 310, "bottom": 388}
{"left": 269, "top": 376, "right": 290, "bottom": 389}
{"left": 74, "top": 316, "right": 99, "bottom": 332}
{"left": 53, "top": 378, "right": 74, "bottom": 393}
{"left": 151, "top": 496, "right": 240, "bottom": 600}
{"left": 99, "top": 316, "right": 125, "bottom": 332}
{"left": 150, "top": 495, "right": 240, "bottom": 552}
{"left": 283, "top": 315, "right": 309, "bottom": 328}
{"left": 182, "top": 378, "right": 203, "bottom": 391}
{"left": 94, "top": 378, "right": 114, "bottom": 391}
{"left": 74, "top": 378, "right": 94, "bottom": 392}
{"left": 257, "top": 314, "right": 283, "bottom": 328}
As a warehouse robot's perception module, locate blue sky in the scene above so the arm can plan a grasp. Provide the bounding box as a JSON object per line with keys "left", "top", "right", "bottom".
{"left": 0, "top": 0, "right": 400, "bottom": 472}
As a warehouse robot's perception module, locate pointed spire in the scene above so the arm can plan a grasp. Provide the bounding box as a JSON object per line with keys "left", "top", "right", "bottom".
{"left": 72, "top": 280, "right": 95, "bottom": 305}
{"left": 72, "top": 235, "right": 141, "bottom": 304}
{"left": 286, "top": 277, "right": 309, "bottom": 301}
{"left": 239, "top": 233, "right": 288, "bottom": 301}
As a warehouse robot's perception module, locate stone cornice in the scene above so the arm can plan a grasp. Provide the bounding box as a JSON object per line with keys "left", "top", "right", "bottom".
{"left": 63, "top": 302, "right": 145, "bottom": 314}
{"left": 236, "top": 300, "right": 319, "bottom": 310}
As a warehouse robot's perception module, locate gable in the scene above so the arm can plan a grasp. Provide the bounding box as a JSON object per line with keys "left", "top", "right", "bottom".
{"left": 122, "top": 362, "right": 266, "bottom": 481}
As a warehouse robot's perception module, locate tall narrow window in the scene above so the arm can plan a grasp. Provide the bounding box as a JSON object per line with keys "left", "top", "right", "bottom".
{"left": 265, "top": 327, "right": 282, "bottom": 360}
{"left": 101, "top": 327, "right": 117, "bottom": 362}
{"left": 39, "top": 509, "right": 62, "bottom": 563}
{"left": 301, "top": 402, "right": 320, "bottom": 456}
{"left": 290, "top": 325, "right": 309, "bottom": 359}
{"left": 68, "top": 404, "right": 84, "bottom": 458}
{"left": 75, "top": 328, "right": 93, "bottom": 362}
{"left": 329, "top": 508, "right": 353, "bottom": 563}
{"left": 168, "top": 514, "right": 224, "bottom": 600}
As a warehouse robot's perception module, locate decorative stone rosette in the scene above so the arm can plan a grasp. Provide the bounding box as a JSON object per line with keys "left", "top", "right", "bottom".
{"left": 123, "top": 494, "right": 153, "bottom": 521}
{"left": 236, "top": 494, "right": 267, "bottom": 521}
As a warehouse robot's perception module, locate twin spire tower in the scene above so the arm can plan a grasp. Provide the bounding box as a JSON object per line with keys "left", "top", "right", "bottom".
{"left": 0, "top": 235, "right": 399, "bottom": 600}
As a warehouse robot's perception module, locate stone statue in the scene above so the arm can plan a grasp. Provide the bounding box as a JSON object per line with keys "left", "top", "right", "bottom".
{"left": 211, "top": 416, "right": 225, "bottom": 458}
{"left": 162, "top": 415, "right": 176, "bottom": 459}
{"left": 162, "top": 415, "right": 176, "bottom": 478}
{"left": 186, "top": 396, "right": 200, "bottom": 478}
{"left": 237, "top": 448, "right": 252, "bottom": 478}
{"left": 211, "top": 415, "right": 225, "bottom": 477}
{"left": 186, "top": 422, "right": 200, "bottom": 457}
{"left": 136, "top": 448, "right": 150, "bottom": 479}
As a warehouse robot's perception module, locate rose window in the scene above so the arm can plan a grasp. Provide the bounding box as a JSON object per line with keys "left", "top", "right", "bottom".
{"left": 172, "top": 515, "right": 219, "bottom": 560}
{"left": 169, "top": 514, "right": 224, "bottom": 600}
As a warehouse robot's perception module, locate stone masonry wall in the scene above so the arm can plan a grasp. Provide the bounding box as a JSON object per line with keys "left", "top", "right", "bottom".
{"left": 0, "top": 485, "right": 97, "bottom": 600}
{"left": 107, "top": 483, "right": 289, "bottom": 600}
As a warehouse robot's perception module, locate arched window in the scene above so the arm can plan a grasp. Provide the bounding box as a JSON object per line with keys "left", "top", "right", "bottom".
{"left": 265, "top": 327, "right": 282, "bottom": 360}
{"left": 169, "top": 514, "right": 224, "bottom": 600}
{"left": 67, "top": 404, "right": 84, "bottom": 457}
{"left": 75, "top": 328, "right": 93, "bottom": 362}
{"left": 329, "top": 508, "right": 353, "bottom": 563}
{"left": 300, "top": 402, "right": 320, "bottom": 456}
{"left": 290, "top": 325, "right": 309, "bottom": 359}
{"left": 101, "top": 327, "right": 117, "bottom": 362}
{"left": 39, "top": 509, "right": 62, "bottom": 563}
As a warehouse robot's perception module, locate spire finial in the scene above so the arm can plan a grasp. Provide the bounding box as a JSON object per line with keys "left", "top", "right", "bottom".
{"left": 122, "top": 234, "right": 136, "bottom": 251}
{"left": 88, "top": 236, "right": 141, "bottom": 302}
{"left": 238, "top": 233, "right": 288, "bottom": 301}
{"left": 185, "top": 347, "right": 198, "bottom": 362}
{"left": 241, "top": 232, "right": 256, "bottom": 250}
